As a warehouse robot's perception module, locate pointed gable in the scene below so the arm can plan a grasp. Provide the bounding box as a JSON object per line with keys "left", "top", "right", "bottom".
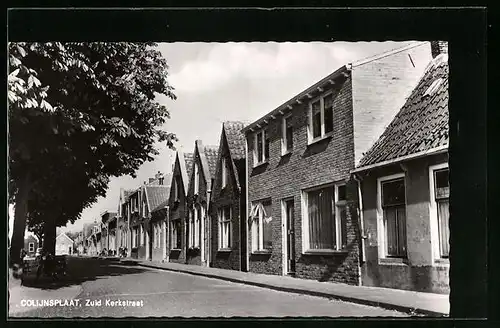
{"left": 172, "top": 150, "right": 194, "bottom": 196}
{"left": 218, "top": 121, "right": 247, "bottom": 190}
{"left": 357, "top": 54, "right": 449, "bottom": 168}
{"left": 192, "top": 140, "right": 219, "bottom": 191}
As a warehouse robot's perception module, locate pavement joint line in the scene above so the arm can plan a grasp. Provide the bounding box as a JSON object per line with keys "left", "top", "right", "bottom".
{"left": 135, "top": 261, "right": 445, "bottom": 317}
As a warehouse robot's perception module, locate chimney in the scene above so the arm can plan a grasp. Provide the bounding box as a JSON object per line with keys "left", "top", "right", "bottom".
{"left": 155, "top": 171, "right": 162, "bottom": 179}
{"left": 431, "top": 41, "right": 448, "bottom": 58}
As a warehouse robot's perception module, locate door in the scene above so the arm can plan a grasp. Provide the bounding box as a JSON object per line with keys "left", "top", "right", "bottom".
{"left": 285, "top": 199, "right": 296, "bottom": 275}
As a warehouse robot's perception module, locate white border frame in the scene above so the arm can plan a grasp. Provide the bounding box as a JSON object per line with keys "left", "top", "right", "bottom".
{"left": 376, "top": 172, "right": 406, "bottom": 260}
{"left": 428, "top": 162, "right": 450, "bottom": 265}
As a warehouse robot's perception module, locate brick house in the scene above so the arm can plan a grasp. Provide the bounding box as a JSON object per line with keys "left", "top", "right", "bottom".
{"left": 101, "top": 211, "right": 117, "bottom": 256}
{"left": 128, "top": 188, "right": 143, "bottom": 259}
{"left": 117, "top": 188, "right": 134, "bottom": 256}
{"left": 209, "top": 121, "right": 248, "bottom": 271}
{"left": 241, "top": 41, "right": 433, "bottom": 284}
{"left": 351, "top": 42, "right": 449, "bottom": 293}
{"left": 186, "top": 141, "right": 218, "bottom": 266}
{"left": 167, "top": 151, "right": 194, "bottom": 264}
{"left": 55, "top": 232, "right": 74, "bottom": 255}
{"left": 142, "top": 173, "right": 171, "bottom": 262}
{"left": 24, "top": 235, "right": 39, "bottom": 257}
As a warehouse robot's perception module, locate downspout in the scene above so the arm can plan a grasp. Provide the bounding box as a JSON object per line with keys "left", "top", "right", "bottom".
{"left": 206, "top": 188, "right": 212, "bottom": 267}
{"left": 353, "top": 173, "right": 366, "bottom": 286}
{"left": 245, "top": 138, "right": 250, "bottom": 272}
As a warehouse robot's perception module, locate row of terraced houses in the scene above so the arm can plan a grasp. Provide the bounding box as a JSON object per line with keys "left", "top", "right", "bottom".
{"left": 75, "top": 41, "right": 450, "bottom": 294}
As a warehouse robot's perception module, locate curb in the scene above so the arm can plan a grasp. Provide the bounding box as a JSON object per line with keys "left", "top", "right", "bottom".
{"left": 134, "top": 261, "right": 446, "bottom": 317}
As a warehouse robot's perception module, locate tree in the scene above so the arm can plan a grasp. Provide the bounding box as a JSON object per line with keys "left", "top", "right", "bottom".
{"left": 8, "top": 42, "right": 177, "bottom": 266}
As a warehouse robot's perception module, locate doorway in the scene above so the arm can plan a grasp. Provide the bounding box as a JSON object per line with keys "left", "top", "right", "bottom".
{"left": 284, "top": 199, "right": 296, "bottom": 275}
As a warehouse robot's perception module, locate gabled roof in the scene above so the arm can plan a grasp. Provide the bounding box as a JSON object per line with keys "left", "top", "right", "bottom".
{"left": 144, "top": 185, "right": 171, "bottom": 213}
{"left": 56, "top": 232, "right": 74, "bottom": 243}
{"left": 203, "top": 145, "right": 219, "bottom": 179}
{"left": 174, "top": 151, "right": 193, "bottom": 195}
{"left": 356, "top": 54, "right": 449, "bottom": 170}
{"left": 223, "top": 121, "right": 247, "bottom": 161}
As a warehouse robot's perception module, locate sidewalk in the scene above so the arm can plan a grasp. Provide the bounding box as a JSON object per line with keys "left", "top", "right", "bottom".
{"left": 126, "top": 259, "right": 449, "bottom": 316}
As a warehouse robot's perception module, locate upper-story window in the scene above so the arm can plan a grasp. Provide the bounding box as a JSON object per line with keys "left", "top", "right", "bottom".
{"left": 173, "top": 175, "right": 181, "bottom": 201}
{"left": 429, "top": 164, "right": 450, "bottom": 260}
{"left": 308, "top": 92, "right": 334, "bottom": 143}
{"left": 194, "top": 161, "right": 199, "bottom": 195}
{"left": 254, "top": 129, "right": 269, "bottom": 166}
{"left": 282, "top": 113, "right": 293, "bottom": 155}
{"left": 222, "top": 156, "right": 231, "bottom": 188}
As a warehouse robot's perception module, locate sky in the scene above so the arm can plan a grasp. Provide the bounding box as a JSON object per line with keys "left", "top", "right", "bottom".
{"left": 8, "top": 40, "right": 420, "bottom": 238}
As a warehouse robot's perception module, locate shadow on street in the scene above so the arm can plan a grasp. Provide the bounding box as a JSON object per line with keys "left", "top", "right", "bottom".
{"left": 20, "top": 256, "right": 148, "bottom": 290}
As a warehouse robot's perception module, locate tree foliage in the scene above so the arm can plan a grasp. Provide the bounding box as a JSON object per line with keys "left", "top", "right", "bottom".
{"left": 8, "top": 42, "right": 177, "bottom": 263}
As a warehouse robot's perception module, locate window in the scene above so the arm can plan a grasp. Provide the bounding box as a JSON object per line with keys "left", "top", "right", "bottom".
{"left": 308, "top": 92, "right": 334, "bottom": 143}
{"left": 194, "top": 206, "right": 201, "bottom": 247}
{"left": 171, "top": 220, "right": 181, "bottom": 249}
{"left": 29, "top": 242, "right": 34, "bottom": 253}
{"left": 302, "top": 184, "right": 347, "bottom": 251}
{"left": 430, "top": 165, "right": 450, "bottom": 259}
{"left": 139, "top": 225, "right": 144, "bottom": 246}
{"left": 194, "top": 162, "right": 199, "bottom": 195}
{"left": 251, "top": 200, "right": 273, "bottom": 251}
{"left": 380, "top": 177, "right": 407, "bottom": 258}
{"left": 282, "top": 114, "right": 293, "bottom": 154}
{"left": 142, "top": 199, "right": 147, "bottom": 218}
{"left": 219, "top": 206, "right": 232, "bottom": 249}
{"left": 132, "top": 227, "right": 138, "bottom": 248}
{"left": 188, "top": 210, "right": 194, "bottom": 247}
{"left": 154, "top": 223, "right": 161, "bottom": 249}
{"left": 173, "top": 175, "right": 182, "bottom": 201}
{"left": 222, "top": 157, "right": 231, "bottom": 188}
{"left": 254, "top": 129, "right": 269, "bottom": 166}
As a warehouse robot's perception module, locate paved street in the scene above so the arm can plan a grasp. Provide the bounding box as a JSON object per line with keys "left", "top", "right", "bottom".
{"left": 10, "top": 257, "right": 406, "bottom": 318}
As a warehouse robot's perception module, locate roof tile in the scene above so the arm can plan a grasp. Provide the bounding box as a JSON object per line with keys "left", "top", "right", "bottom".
{"left": 223, "top": 121, "right": 247, "bottom": 161}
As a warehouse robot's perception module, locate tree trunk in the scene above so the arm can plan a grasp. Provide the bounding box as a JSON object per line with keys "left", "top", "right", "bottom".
{"left": 43, "top": 216, "right": 57, "bottom": 255}
{"left": 9, "top": 174, "right": 31, "bottom": 268}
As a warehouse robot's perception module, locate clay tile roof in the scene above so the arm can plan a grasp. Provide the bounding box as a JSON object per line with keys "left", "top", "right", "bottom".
{"left": 146, "top": 185, "right": 171, "bottom": 213}
{"left": 203, "top": 145, "right": 219, "bottom": 178}
{"left": 358, "top": 54, "right": 449, "bottom": 168}
{"left": 223, "top": 121, "right": 247, "bottom": 161}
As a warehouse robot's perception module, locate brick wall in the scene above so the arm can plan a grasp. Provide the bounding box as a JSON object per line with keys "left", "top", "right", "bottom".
{"left": 168, "top": 156, "right": 188, "bottom": 264}
{"left": 186, "top": 145, "right": 209, "bottom": 266}
{"left": 359, "top": 153, "right": 449, "bottom": 293}
{"left": 352, "top": 42, "right": 433, "bottom": 166}
{"left": 246, "top": 76, "right": 361, "bottom": 284}
{"left": 210, "top": 133, "right": 246, "bottom": 271}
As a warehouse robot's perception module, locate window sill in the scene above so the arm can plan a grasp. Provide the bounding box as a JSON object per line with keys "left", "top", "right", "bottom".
{"left": 253, "top": 160, "right": 269, "bottom": 169}
{"left": 251, "top": 250, "right": 272, "bottom": 255}
{"left": 303, "top": 249, "right": 348, "bottom": 256}
{"left": 281, "top": 150, "right": 293, "bottom": 157}
{"left": 307, "top": 133, "right": 333, "bottom": 146}
{"left": 170, "top": 248, "right": 181, "bottom": 252}
{"left": 379, "top": 257, "right": 409, "bottom": 266}
{"left": 434, "top": 258, "right": 450, "bottom": 266}
{"left": 217, "top": 248, "right": 232, "bottom": 253}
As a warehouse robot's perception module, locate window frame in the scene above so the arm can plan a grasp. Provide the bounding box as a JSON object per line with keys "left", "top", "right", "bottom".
{"left": 29, "top": 242, "right": 34, "bottom": 253}
{"left": 301, "top": 182, "right": 347, "bottom": 253}
{"left": 307, "top": 91, "right": 334, "bottom": 145}
{"left": 218, "top": 206, "right": 232, "bottom": 250}
{"left": 194, "top": 161, "right": 199, "bottom": 196}
{"left": 429, "top": 163, "right": 450, "bottom": 264}
{"left": 281, "top": 113, "right": 293, "bottom": 155}
{"left": 253, "top": 128, "right": 269, "bottom": 167}
{"left": 376, "top": 173, "right": 408, "bottom": 261}
{"left": 222, "top": 156, "right": 229, "bottom": 189}
{"left": 251, "top": 199, "right": 273, "bottom": 252}
{"left": 171, "top": 220, "right": 181, "bottom": 250}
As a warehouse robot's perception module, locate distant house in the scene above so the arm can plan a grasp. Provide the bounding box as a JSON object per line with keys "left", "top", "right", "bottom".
{"left": 352, "top": 42, "right": 449, "bottom": 293}
{"left": 101, "top": 211, "right": 118, "bottom": 256}
{"left": 240, "top": 41, "right": 432, "bottom": 283}
{"left": 186, "top": 141, "right": 218, "bottom": 267}
{"left": 146, "top": 177, "right": 171, "bottom": 262}
{"left": 24, "top": 235, "right": 39, "bottom": 257}
{"left": 209, "top": 121, "right": 248, "bottom": 271}
{"left": 117, "top": 188, "right": 134, "bottom": 255}
{"left": 128, "top": 188, "right": 143, "bottom": 259}
{"left": 167, "top": 151, "right": 194, "bottom": 264}
{"left": 55, "top": 232, "right": 74, "bottom": 255}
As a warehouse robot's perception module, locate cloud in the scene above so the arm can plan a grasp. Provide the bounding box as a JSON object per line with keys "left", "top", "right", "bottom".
{"left": 169, "top": 42, "right": 337, "bottom": 93}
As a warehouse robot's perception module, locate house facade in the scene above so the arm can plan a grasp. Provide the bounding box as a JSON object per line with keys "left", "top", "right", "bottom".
{"left": 55, "top": 232, "right": 74, "bottom": 255}
{"left": 167, "top": 151, "right": 194, "bottom": 264}
{"left": 209, "top": 121, "right": 248, "bottom": 271}
{"left": 186, "top": 141, "right": 218, "bottom": 267}
{"left": 117, "top": 188, "right": 134, "bottom": 256}
{"left": 101, "top": 211, "right": 118, "bottom": 256}
{"left": 241, "top": 42, "right": 433, "bottom": 284}
{"left": 24, "top": 235, "right": 39, "bottom": 257}
{"left": 128, "top": 188, "right": 143, "bottom": 259}
{"left": 352, "top": 42, "right": 449, "bottom": 293}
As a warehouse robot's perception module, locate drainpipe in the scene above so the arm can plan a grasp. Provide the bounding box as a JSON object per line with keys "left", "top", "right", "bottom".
{"left": 353, "top": 173, "right": 366, "bottom": 286}
{"left": 206, "top": 188, "right": 212, "bottom": 267}
{"left": 244, "top": 139, "right": 250, "bottom": 272}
